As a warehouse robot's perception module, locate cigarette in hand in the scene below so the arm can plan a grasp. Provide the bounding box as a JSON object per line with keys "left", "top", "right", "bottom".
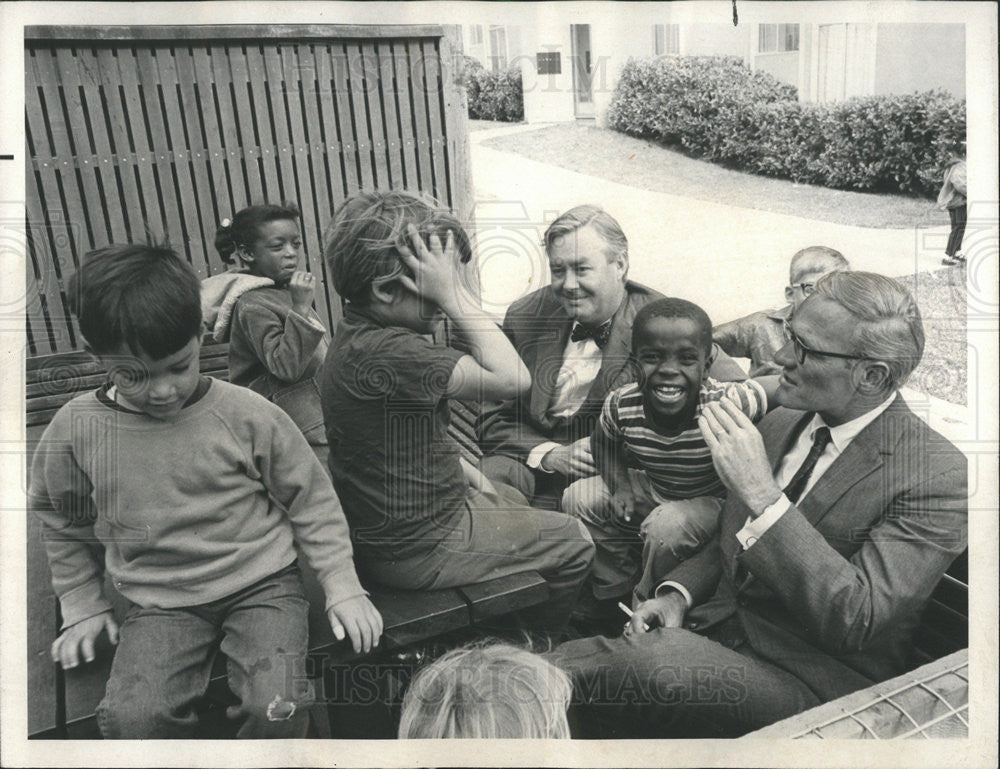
{"left": 618, "top": 601, "right": 650, "bottom": 632}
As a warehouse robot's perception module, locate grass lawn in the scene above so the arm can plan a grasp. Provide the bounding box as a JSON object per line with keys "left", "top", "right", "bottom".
{"left": 897, "top": 267, "right": 967, "bottom": 406}
{"left": 469, "top": 119, "right": 524, "bottom": 132}
{"left": 482, "top": 123, "right": 950, "bottom": 230}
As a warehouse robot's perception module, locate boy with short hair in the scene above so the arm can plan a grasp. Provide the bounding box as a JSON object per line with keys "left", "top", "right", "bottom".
{"left": 30, "top": 243, "right": 382, "bottom": 738}
{"left": 320, "top": 191, "right": 594, "bottom": 634}
{"left": 562, "top": 298, "right": 778, "bottom": 614}
{"left": 713, "top": 246, "right": 849, "bottom": 376}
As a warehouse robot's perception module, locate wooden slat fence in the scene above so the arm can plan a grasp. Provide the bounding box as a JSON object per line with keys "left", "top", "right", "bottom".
{"left": 23, "top": 23, "right": 470, "bottom": 738}
{"left": 24, "top": 24, "right": 471, "bottom": 356}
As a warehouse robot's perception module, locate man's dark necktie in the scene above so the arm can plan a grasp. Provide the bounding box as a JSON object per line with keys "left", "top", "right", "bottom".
{"left": 570, "top": 320, "right": 613, "bottom": 349}
{"left": 782, "top": 425, "right": 833, "bottom": 504}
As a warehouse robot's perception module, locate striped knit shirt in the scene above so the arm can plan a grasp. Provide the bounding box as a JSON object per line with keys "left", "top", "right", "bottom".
{"left": 599, "top": 378, "right": 767, "bottom": 500}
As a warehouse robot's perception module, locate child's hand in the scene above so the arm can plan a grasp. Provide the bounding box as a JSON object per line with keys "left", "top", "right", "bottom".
{"left": 327, "top": 595, "right": 383, "bottom": 655}
{"left": 51, "top": 611, "right": 119, "bottom": 669}
{"left": 396, "top": 225, "right": 460, "bottom": 314}
{"left": 288, "top": 270, "right": 317, "bottom": 314}
{"left": 612, "top": 486, "right": 637, "bottom": 524}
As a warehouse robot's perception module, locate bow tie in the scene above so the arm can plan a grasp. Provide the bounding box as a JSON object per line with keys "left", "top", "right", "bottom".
{"left": 570, "top": 320, "right": 613, "bottom": 349}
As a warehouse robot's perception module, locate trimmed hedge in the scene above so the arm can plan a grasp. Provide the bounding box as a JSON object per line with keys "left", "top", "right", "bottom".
{"left": 608, "top": 56, "right": 966, "bottom": 197}
{"left": 464, "top": 56, "right": 523, "bottom": 122}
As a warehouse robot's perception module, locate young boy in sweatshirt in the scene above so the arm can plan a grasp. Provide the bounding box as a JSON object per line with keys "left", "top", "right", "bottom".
{"left": 29, "top": 243, "right": 381, "bottom": 738}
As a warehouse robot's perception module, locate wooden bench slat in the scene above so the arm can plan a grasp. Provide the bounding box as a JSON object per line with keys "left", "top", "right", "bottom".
{"left": 457, "top": 572, "right": 550, "bottom": 623}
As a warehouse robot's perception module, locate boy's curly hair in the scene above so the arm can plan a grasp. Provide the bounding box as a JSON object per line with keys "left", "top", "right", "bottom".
{"left": 323, "top": 190, "right": 472, "bottom": 305}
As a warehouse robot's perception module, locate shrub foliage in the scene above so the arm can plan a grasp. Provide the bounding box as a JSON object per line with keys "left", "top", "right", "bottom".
{"left": 607, "top": 56, "right": 966, "bottom": 197}
{"left": 464, "top": 56, "right": 524, "bottom": 122}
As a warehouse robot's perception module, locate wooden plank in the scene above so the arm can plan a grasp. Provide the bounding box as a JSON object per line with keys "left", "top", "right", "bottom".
{"left": 244, "top": 45, "right": 283, "bottom": 205}
{"left": 404, "top": 41, "right": 434, "bottom": 197}
{"left": 420, "top": 39, "right": 449, "bottom": 204}
{"left": 390, "top": 42, "right": 420, "bottom": 192}
{"left": 261, "top": 46, "right": 299, "bottom": 208}
{"left": 71, "top": 47, "right": 130, "bottom": 243}
{"left": 25, "top": 50, "right": 81, "bottom": 353}
{"left": 344, "top": 44, "right": 375, "bottom": 191}
{"left": 359, "top": 42, "right": 391, "bottom": 189}
{"left": 295, "top": 43, "right": 340, "bottom": 331}
{"left": 49, "top": 48, "right": 110, "bottom": 250}
{"left": 278, "top": 44, "right": 332, "bottom": 333}
{"left": 209, "top": 44, "right": 249, "bottom": 209}
{"left": 133, "top": 47, "right": 188, "bottom": 258}
{"left": 27, "top": 343, "right": 229, "bottom": 373}
{"left": 92, "top": 47, "right": 147, "bottom": 247}
{"left": 95, "top": 47, "right": 154, "bottom": 248}
{"left": 191, "top": 45, "right": 235, "bottom": 262}
{"left": 28, "top": 24, "right": 446, "bottom": 43}
{"left": 149, "top": 47, "right": 212, "bottom": 277}
{"left": 457, "top": 572, "right": 550, "bottom": 624}
{"left": 329, "top": 43, "right": 361, "bottom": 195}
{"left": 226, "top": 44, "right": 265, "bottom": 204}
{"left": 24, "top": 171, "right": 64, "bottom": 356}
{"left": 173, "top": 45, "right": 225, "bottom": 276}
{"left": 114, "top": 47, "right": 176, "bottom": 246}
{"left": 375, "top": 43, "right": 404, "bottom": 190}
{"left": 440, "top": 26, "right": 474, "bottom": 223}
{"left": 26, "top": 514, "right": 59, "bottom": 735}
{"left": 30, "top": 48, "right": 92, "bottom": 261}
{"left": 313, "top": 44, "right": 347, "bottom": 205}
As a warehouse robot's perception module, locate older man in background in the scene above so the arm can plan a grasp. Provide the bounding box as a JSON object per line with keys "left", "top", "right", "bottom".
{"left": 713, "top": 246, "right": 849, "bottom": 377}
{"left": 479, "top": 204, "right": 746, "bottom": 508}
{"left": 552, "top": 271, "right": 968, "bottom": 737}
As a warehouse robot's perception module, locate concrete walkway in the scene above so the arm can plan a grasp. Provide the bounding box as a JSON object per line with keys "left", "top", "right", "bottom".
{"left": 467, "top": 122, "right": 968, "bottom": 444}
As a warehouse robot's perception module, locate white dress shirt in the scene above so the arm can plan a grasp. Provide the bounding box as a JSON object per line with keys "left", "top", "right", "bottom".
{"left": 526, "top": 331, "right": 603, "bottom": 471}
{"left": 657, "top": 392, "right": 898, "bottom": 606}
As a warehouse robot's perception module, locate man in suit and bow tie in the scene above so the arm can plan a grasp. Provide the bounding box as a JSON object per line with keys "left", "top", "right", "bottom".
{"left": 550, "top": 271, "right": 968, "bottom": 737}
{"left": 479, "top": 204, "right": 746, "bottom": 508}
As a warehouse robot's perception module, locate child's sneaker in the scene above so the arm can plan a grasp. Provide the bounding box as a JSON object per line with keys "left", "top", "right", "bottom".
{"left": 942, "top": 255, "right": 958, "bottom": 266}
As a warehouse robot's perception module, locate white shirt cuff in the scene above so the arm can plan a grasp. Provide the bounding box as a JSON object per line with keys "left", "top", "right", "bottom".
{"left": 654, "top": 581, "right": 693, "bottom": 609}
{"left": 735, "top": 494, "right": 791, "bottom": 550}
{"left": 527, "top": 441, "right": 561, "bottom": 471}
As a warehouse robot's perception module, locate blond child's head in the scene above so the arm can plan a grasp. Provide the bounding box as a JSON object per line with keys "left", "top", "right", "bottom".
{"left": 398, "top": 642, "right": 572, "bottom": 739}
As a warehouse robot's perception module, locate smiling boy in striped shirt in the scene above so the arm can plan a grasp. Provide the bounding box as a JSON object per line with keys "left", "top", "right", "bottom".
{"left": 562, "top": 298, "right": 779, "bottom": 612}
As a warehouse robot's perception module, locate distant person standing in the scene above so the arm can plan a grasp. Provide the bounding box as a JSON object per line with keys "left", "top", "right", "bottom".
{"left": 938, "top": 157, "right": 967, "bottom": 266}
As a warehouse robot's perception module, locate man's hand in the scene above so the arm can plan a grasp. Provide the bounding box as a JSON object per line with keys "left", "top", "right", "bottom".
{"left": 396, "top": 226, "right": 461, "bottom": 316}
{"left": 288, "top": 270, "right": 317, "bottom": 316}
{"left": 51, "top": 611, "right": 119, "bottom": 669}
{"left": 699, "top": 399, "right": 782, "bottom": 516}
{"left": 328, "top": 595, "right": 384, "bottom": 655}
{"left": 624, "top": 591, "right": 686, "bottom": 636}
{"left": 540, "top": 437, "right": 597, "bottom": 478}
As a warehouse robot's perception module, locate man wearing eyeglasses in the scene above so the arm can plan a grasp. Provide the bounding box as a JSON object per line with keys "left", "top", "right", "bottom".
{"left": 713, "top": 246, "right": 849, "bottom": 377}
{"left": 552, "top": 271, "right": 968, "bottom": 737}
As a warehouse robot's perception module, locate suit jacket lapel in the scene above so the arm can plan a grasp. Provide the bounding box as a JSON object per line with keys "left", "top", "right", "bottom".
{"left": 530, "top": 299, "right": 573, "bottom": 423}
{"left": 584, "top": 291, "right": 635, "bottom": 404}
{"left": 796, "top": 405, "right": 896, "bottom": 528}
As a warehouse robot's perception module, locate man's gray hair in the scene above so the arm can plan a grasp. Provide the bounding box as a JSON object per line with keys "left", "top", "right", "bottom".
{"left": 543, "top": 204, "right": 628, "bottom": 263}
{"left": 813, "top": 271, "right": 925, "bottom": 388}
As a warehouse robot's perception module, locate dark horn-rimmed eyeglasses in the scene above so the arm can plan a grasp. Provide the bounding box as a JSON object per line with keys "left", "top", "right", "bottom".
{"left": 782, "top": 320, "right": 866, "bottom": 365}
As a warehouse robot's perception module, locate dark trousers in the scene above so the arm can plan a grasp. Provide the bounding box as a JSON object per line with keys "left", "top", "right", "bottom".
{"left": 549, "top": 623, "right": 820, "bottom": 738}
{"left": 479, "top": 452, "right": 569, "bottom": 511}
{"left": 356, "top": 488, "right": 595, "bottom": 633}
{"left": 947, "top": 204, "right": 967, "bottom": 256}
